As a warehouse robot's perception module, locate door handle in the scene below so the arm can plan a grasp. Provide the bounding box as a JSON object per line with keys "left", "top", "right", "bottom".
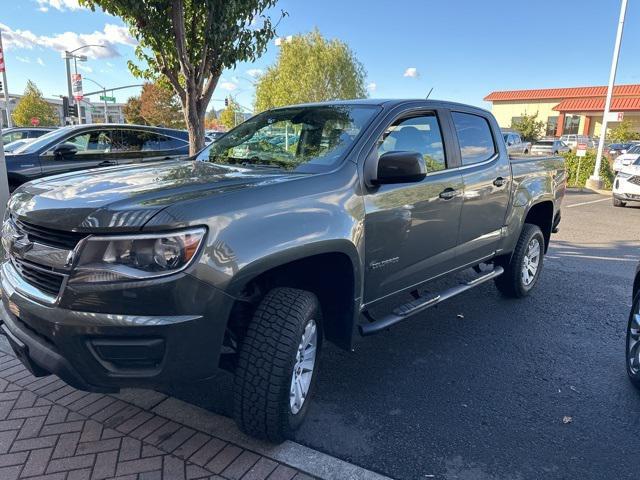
{"left": 98, "top": 160, "right": 117, "bottom": 167}
{"left": 438, "top": 188, "right": 458, "bottom": 200}
{"left": 493, "top": 177, "right": 507, "bottom": 187}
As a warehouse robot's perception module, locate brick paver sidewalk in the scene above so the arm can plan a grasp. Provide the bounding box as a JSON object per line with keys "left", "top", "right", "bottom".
{"left": 0, "top": 351, "right": 314, "bottom": 480}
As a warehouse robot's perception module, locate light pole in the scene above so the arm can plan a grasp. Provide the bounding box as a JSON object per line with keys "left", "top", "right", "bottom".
{"left": 62, "top": 45, "right": 106, "bottom": 125}
{"left": 84, "top": 77, "right": 109, "bottom": 122}
{"left": 0, "top": 30, "right": 12, "bottom": 128}
{"left": 589, "top": 0, "right": 628, "bottom": 189}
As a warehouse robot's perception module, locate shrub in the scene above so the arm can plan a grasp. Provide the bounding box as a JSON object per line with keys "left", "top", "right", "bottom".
{"left": 563, "top": 151, "right": 614, "bottom": 190}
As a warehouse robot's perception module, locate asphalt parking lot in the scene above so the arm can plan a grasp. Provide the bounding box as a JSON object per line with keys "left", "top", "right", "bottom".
{"left": 166, "top": 189, "right": 640, "bottom": 480}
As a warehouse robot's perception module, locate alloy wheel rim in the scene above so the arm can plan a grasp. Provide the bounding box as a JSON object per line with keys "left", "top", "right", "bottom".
{"left": 290, "top": 319, "right": 318, "bottom": 415}
{"left": 628, "top": 307, "right": 640, "bottom": 375}
{"left": 521, "top": 238, "right": 541, "bottom": 286}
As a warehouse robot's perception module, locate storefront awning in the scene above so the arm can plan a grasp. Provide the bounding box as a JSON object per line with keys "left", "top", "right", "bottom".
{"left": 553, "top": 97, "right": 640, "bottom": 112}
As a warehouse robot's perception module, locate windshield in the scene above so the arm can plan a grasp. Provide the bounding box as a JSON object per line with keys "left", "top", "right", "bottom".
{"left": 196, "top": 105, "right": 380, "bottom": 173}
{"left": 535, "top": 141, "right": 554, "bottom": 146}
{"left": 14, "top": 126, "right": 74, "bottom": 154}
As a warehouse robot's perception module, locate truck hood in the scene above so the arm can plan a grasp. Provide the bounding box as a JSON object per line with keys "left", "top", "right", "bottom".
{"left": 9, "top": 160, "right": 304, "bottom": 231}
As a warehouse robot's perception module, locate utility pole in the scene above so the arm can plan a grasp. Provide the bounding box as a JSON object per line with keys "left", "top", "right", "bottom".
{"left": 63, "top": 52, "right": 74, "bottom": 125}
{"left": 0, "top": 126, "right": 9, "bottom": 216}
{"left": 0, "top": 30, "right": 13, "bottom": 128}
{"left": 588, "top": 0, "right": 628, "bottom": 190}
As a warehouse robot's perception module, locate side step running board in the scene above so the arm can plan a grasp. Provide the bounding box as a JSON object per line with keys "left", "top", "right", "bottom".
{"left": 359, "top": 266, "right": 504, "bottom": 336}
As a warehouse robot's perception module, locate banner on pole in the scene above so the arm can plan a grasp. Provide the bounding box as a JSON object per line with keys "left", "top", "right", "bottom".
{"left": 0, "top": 50, "right": 5, "bottom": 73}
{"left": 71, "top": 73, "right": 83, "bottom": 100}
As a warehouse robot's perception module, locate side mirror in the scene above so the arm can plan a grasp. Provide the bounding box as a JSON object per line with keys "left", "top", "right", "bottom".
{"left": 53, "top": 143, "right": 78, "bottom": 157}
{"left": 372, "top": 151, "right": 427, "bottom": 185}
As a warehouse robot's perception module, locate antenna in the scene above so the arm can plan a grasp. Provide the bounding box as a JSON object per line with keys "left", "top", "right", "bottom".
{"left": 426, "top": 87, "right": 434, "bottom": 99}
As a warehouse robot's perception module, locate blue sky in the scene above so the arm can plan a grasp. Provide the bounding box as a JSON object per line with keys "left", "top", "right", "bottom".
{"left": 1, "top": 0, "right": 638, "bottom": 114}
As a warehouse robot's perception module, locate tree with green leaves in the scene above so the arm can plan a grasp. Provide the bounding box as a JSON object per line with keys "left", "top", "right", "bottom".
{"left": 254, "top": 29, "right": 367, "bottom": 112}
{"left": 80, "top": 0, "right": 284, "bottom": 154}
{"left": 11, "top": 81, "right": 58, "bottom": 127}
{"left": 511, "top": 112, "right": 545, "bottom": 142}
{"left": 219, "top": 97, "right": 241, "bottom": 129}
{"left": 609, "top": 120, "right": 640, "bottom": 143}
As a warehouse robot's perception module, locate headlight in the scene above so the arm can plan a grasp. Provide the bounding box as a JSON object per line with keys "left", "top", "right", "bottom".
{"left": 70, "top": 228, "right": 206, "bottom": 283}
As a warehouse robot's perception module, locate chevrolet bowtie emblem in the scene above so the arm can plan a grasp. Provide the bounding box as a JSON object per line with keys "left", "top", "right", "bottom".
{"left": 12, "top": 234, "right": 33, "bottom": 256}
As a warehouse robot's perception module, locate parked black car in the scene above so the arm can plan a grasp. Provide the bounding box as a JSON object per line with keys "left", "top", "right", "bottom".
{"left": 2, "top": 127, "right": 56, "bottom": 145}
{"left": 4, "top": 124, "right": 189, "bottom": 190}
{"left": 626, "top": 263, "right": 640, "bottom": 387}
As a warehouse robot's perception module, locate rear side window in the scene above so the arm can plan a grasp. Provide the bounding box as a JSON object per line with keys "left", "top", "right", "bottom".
{"left": 451, "top": 112, "right": 496, "bottom": 165}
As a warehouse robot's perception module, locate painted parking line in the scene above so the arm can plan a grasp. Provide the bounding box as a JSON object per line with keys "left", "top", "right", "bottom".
{"left": 565, "top": 197, "right": 610, "bottom": 208}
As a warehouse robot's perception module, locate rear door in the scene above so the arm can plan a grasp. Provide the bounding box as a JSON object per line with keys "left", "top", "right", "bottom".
{"left": 137, "top": 131, "right": 189, "bottom": 163}
{"left": 363, "top": 109, "right": 464, "bottom": 302}
{"left": 451, "top": 110, "right": 512, "bottom": 265}
{"left": 39, "top": 127, "right": 119, "bottom": 177}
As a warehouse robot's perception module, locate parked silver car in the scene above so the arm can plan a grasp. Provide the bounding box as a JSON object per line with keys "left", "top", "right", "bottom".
{"left": 531, "top": 140, "right": 571, "bottom": 156}
{"left": 502, "top": 131, "right": 531, "bottom": 155}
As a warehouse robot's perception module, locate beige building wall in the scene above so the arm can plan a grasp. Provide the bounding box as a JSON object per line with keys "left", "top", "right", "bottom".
{"left": 591, "top": 114, "right": 640, "bottom": 137}
{"left": 489, "top": 99, "right": 562, "bottom": 128}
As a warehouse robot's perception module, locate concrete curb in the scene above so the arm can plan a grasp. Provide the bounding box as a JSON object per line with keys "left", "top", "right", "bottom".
{"left": 153, "top": 397, "right": 392, "bottom": 480}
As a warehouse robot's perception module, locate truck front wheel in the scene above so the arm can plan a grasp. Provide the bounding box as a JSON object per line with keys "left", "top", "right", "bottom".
{"left": 495, "top": 223, "right": 545, "bottom": 298}
{"left": 233, "top": 287, "right": 322, "bottom": 442}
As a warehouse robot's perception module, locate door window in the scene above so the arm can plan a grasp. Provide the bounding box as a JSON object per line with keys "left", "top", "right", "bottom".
{"left": 64, "top": 130, "right": 113, "bottom": 154}
{"left": 451, "top": 112, "right": 496, "bottom": 165}
{"left": 377, "top": 114, "right": 446, "bottom": 173}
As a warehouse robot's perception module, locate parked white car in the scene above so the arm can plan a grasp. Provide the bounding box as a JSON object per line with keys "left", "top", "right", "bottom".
{"left": 613, "top": 144, "right": 640, "bottom": 173}
{"left": 559, "top": 134, "right": 590, "bottom": 151}
{"left": 613, "top": 161, "right": 640, "bottom": 207}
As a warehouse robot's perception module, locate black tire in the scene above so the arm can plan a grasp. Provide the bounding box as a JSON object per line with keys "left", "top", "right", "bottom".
{"left": 233, "top": 287, "right": 322, "bottom": 442}
{"left": 495, "top": 223, "right": 545, "bottom": 298}
{"left": 524, "top": 149, "right": 529, "bottom": 155}
{"left": 626, "top": 292, "right": 640, "bottom": 388}
{"left": 613, "top": 197, "right": 626, "bottom": 207}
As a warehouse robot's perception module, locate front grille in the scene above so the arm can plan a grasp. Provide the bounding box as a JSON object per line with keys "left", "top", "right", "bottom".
{"left": 12, "top": 258, "right": 65, "bottom": 296}
{"left": 628, "top": 176, "right": 640, "bottom": 186}
{"left": 14, "top": 218, "right": 86, "bottom": 250}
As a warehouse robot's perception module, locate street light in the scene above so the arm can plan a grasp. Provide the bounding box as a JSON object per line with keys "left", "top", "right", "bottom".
{"left": 84, "top": 77, "right": 109, "bottom": 123}
{"left": 62, "top": 45, "right": 106, "bottom": 124}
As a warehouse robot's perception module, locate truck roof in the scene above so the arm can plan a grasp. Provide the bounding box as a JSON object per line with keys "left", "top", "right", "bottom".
{"left": 270, "top": 98, "right": 493, "bottom": 115}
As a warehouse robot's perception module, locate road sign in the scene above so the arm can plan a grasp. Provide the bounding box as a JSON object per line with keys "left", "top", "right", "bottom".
{"left": 576, "top": 143, "right": 588, "bottom": 157}
{"left": 71, "top": 73, "right": 83, "bottom": 100}
{"left": 99, "top": 95, "right": 116, "bottom": 103}
{"left": 605, "top": 111, "right": 624, "bottom": 122}
{"left": 30, "top": 117, "right": 40, "bottom": 126}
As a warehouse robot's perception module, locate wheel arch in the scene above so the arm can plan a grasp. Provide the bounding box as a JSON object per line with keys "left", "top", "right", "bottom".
{"left": 634, "top": 270, "right": 640, "bottom": 301}
{"left": 226, "top": 241, "right": 362, "bottom": 351}
{"left": 522, "top": 200, "right": 555, "bottom": 253}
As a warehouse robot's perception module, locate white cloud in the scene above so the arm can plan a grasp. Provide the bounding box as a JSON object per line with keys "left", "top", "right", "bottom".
{"left": 219, "top": 81, "right": 238, "bottom": 92}
{"left": 15, "top": 56, "right": 31, "bottom": 63}
{"left": 106, "top": 62, "right": 114, "bottom": 68}
{"left": 77, "top": 64, "right": 93, "bottom": 73}
{"left": 35, "top": 0, "right": 82, "bottom": 12}
{"left": 246, "top": 68, "right": 264, "bottom": 79}
{"left": 0, "top": 22, "right": 136, "bottom": 59}
{"left": 36, "top": 57, "right": 45, "bottom": 66}
{"left": 403, "top": 67, "right": 419, "bottom": 78}
{"left": 367, "top": 82, "right": 377, "bottom": 93}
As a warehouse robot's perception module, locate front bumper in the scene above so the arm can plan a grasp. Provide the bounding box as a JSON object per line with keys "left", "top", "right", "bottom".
{"left": 613, "top": 176, "right": 640, "bottom": 202}
{"left": 0, "top": 261, "right": 236, "bottom": 392}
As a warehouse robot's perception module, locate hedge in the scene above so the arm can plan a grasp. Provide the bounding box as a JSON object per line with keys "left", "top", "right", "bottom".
{"left": 562, "top": 151, "right": 614, "bottom": 190}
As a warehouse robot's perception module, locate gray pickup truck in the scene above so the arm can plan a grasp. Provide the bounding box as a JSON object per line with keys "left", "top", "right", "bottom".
{"left": 0, "top": 99, "right": 565, "bottom": 442}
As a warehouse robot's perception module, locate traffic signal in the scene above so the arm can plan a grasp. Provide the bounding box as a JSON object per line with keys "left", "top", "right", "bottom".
{"left": 63, "top": 98, "right": 79, "bottom": 118}
{"left": 62, "top": 96, "right": 69, "bottom": 116}
{"left": 0, "top": 81, "right": 3, "bottom": 93}
{"left": 224, "top": 97, "right": 229, "bottom": 107}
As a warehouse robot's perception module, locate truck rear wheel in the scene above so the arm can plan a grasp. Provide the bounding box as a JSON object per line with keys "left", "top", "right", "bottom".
{"left": 233, "top": 287, "right": 322, "bottom": 442}
{"left": 495, "top": 223, "right": 545, "bottom": 298}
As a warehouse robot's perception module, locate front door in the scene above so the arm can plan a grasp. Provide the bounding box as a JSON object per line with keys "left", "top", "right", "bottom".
{"left": 39, "top": 128, "right": 119, "bottom": 177}
{"left": 450, "top": 110, "right": 511, "bottom": 265}
{"left": 363, "top": 111, "right": 463, "bottom": 303}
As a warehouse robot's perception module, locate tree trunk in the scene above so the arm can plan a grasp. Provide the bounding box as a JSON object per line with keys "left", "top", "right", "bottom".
{"left": 183, "top": 90, "right": 206, "bottom": 156}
